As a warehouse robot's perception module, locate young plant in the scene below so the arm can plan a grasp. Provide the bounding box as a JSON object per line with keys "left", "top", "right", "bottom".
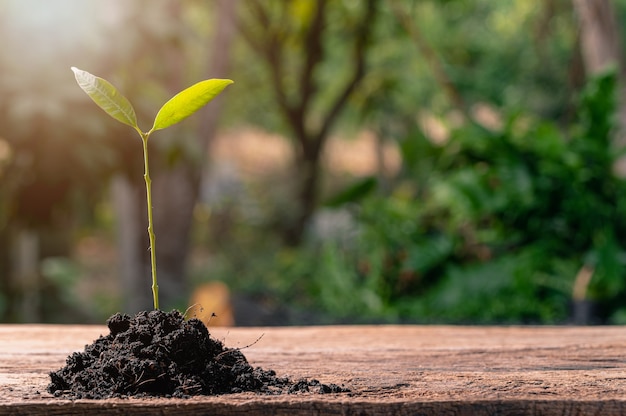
{"left": 71, "top": 67, "right": 233, "bottom": 310}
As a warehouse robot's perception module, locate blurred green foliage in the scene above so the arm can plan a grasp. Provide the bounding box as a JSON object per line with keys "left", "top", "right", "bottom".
{"left": 3, "top": 0, "right": 626, "bottom": 324}
{"left": 197, "top": 0, "right": 626, "bottom": 325}
{"left": 212, "top": 70, "right": 626, "bottom": 324}
{"left": 343, "top": 70, "right": 626, "bottom": 323}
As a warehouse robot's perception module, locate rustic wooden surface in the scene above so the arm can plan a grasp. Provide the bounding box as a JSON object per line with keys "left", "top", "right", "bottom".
{"left": 2, "top": 325, "right": 626, "bottom": 415}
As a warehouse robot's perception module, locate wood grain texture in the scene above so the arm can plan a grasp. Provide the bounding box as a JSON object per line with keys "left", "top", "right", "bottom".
{"left": 2, "top": 325, "right": 626, "bottom": 415}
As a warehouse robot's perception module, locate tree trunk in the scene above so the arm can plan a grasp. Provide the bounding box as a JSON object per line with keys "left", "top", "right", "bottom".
{"left": 238, "top": 0, "right": 378, "bottom": 246}
{"left": 111, "top": 175, "right": 152, "bottom": 312}
{"left": 12, "top": 229, "right": 40, "bottom": 322}
{"left": 150, "top": 163, "right": 197, "bottom": 310}
{"left": 573, "top": 0, "right": 626, "bottom": 173}
{"left": 284, "top": 143, "right": 323, "bottom": 245}
{"left": 573, "top": 0, "right": 622, "bottom": 74}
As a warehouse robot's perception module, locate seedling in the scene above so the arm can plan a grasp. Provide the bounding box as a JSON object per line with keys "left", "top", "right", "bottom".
{"left": 71, "top": 67, "right": 233, "bottom": 310}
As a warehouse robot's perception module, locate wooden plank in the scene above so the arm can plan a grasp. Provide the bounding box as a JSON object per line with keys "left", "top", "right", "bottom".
{"left": 2, "top": 325, "right": 626, "bottom": 415}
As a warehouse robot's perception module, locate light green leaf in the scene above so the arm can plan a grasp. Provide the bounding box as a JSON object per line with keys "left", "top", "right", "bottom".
{"left": 71, "top": 67, "right": 138, "bottom": 129}
{"left": 152, "top": 79, "right": 233, "bottom": 132}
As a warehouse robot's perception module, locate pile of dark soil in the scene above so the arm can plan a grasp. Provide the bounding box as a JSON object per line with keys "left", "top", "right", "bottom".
{"left": 48, "top": 310, "right": 348, "bottom": 399}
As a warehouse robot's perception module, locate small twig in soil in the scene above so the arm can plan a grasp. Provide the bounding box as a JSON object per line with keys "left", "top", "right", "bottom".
{"left": 183, "top": 303, "right": 202, "bottom": 320}
{"left": 216, "top": 333, "right": 265, "bottom": 360}
{"left": 133, "top": 372, "right": 168, "bottom": 393}
{"left": 206, "top": 312, "right": 218, "bottom": 326}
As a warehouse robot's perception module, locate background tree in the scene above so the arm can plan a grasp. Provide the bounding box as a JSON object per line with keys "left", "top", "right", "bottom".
{"left": 236, "top": 0, "right": 379, "bottom": 245}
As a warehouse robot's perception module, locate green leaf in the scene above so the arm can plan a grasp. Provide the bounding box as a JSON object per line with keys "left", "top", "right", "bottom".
{"left": 152, "top": 79, "right": 233, "bottom": 132}
{"left": 71, "top": 67, "right": 138, "bottom": 129}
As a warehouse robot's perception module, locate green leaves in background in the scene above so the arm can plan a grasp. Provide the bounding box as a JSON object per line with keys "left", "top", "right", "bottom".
{"left": 71, "top": 67, "right": 138, "bottom": 131}
{"left": 152, "top": 79, "right": 234, "bottom": 132}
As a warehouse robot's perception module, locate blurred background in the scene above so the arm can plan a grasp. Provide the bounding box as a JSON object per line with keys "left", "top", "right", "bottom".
{"left": 2, "top": 0, "right": 626, "bottom": 325}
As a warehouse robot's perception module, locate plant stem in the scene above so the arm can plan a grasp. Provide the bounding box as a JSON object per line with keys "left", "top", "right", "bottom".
{"left": 141, "top": 132, "right": 159, "bottom": 310}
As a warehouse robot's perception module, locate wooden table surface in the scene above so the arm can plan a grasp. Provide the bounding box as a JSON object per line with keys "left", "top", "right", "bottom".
{"left": 2, "top": 324, "right": 626, "bottom": 415}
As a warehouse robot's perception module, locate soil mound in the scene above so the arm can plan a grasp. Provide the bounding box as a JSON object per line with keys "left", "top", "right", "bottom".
{"left": 48, "top": 310, "right": 348, "bottom": 399}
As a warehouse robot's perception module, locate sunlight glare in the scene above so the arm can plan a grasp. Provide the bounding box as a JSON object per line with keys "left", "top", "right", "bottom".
{"left": 4, "top": 0, "right": 104, "bottom": 60}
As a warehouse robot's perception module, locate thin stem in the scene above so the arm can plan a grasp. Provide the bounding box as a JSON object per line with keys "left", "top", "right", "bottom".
{"left": 140, "top": 132, "right": 159, "bottom": 310}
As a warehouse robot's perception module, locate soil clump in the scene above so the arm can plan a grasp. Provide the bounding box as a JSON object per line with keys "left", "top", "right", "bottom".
{"left": 48, "top": 310, "right": 348, "bottom": 399}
